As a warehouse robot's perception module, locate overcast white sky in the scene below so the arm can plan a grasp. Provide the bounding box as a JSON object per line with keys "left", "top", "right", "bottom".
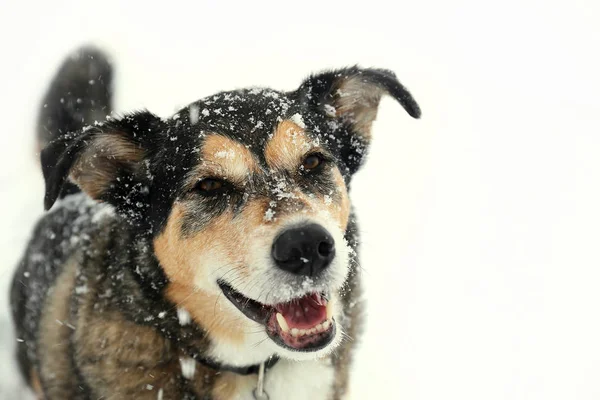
{"left": 1, "top": 1, "right": 599, "bottom": 399}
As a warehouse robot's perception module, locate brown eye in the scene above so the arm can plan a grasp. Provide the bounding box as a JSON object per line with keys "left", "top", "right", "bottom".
{"left": 302, "top": 154, "right": 323, "bottom": 171}
{"left": 196, "top": 178, "right": 224, "bottom": 193}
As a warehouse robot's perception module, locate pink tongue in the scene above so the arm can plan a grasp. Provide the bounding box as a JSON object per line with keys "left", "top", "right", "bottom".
{"left": 276, "top": 293, "right": 327, "bottom": 330}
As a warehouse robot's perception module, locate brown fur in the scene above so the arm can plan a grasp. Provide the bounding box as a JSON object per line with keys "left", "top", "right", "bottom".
{"left": 334, "top": 76, "right": 384, "bottom": 140}
{"left": 37, "top": 255, "right": 79, "bottom": 399}
{"left": 185, "top": 134, "right": 259, "bottom": 189}
{"left": 211, "top": 372, "right": 256, "bottom": 400}
{"left": 75, "top": 318, "right": 179, "bottom": 399}
{"left": 30, "top": 368, "right": 44, "bottom": 400}
{"left": 265, "top": 120, "right": 314, "bottom": 170}
{"left": 327, "top": 169, "right": 352, "bottom": 231}
{"left": 165, "top": 282, "right": 247, "bottom": 344}
{"left": 71, "top": 134, "right": 145, "bottom": 199}
{"left": 264, "top": 120, "right": 350, "bottom": 229}
{"left": 41, "top": 222, "right": 216, "bottom": 399}
{"left": 154, "top": 204, "right": 258, "bottom": 344}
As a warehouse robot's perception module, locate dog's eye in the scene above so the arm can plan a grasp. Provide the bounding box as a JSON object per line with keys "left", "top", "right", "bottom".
{"left": 195, "top": 178, "right": 225, "bottom": 194}
{"left": 302, "top": 154, "right": 324, "bottom": 172}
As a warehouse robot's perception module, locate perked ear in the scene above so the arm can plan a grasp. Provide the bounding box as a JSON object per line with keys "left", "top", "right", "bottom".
{"left": 297, "top": 66, "right": 421, "bottom": 139}
{"left": 41, "top": 111, "right": 163, "bottom": 212}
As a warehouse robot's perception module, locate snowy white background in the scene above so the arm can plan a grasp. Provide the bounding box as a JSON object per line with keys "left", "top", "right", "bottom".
{"left": 1, "top": 0, "right": 600, "bottom": 399}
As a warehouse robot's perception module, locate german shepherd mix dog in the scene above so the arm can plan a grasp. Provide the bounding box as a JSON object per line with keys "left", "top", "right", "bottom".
{"left": 10, "top": 48, "right": 420, "bottom": 400}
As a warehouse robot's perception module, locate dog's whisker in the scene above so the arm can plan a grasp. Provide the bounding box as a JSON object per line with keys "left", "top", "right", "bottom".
{"left": 168, "top": 286, "right": 200, "bottom": 312}
{"left": 251, "top": 336, "right": 271, "bottom": 349}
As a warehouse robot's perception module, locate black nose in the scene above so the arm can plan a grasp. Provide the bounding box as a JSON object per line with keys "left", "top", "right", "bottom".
{"left": 271, "top": 223, "right": 335, "bottom": 277}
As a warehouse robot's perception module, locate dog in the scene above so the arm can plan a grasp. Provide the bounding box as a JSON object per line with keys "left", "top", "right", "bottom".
{"left": 10, "top": 47, "right": 420, "bottom": 400}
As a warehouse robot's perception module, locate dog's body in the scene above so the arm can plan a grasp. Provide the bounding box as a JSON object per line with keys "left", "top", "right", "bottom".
{"left": 10, "top": 48, "right": 420, "bottom": 400}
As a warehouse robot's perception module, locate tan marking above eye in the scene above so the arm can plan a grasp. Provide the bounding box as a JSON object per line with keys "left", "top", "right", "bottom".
{"left": 185, "top": 134, "right": 258, "bottom": 190}
{"left": 265, "top": 120, "right": 315, "bottom": 170}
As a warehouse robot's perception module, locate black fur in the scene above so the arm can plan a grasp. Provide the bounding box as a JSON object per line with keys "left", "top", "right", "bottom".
{"left": 37, "top": 47, "right": 113, "bottom": 146}
{"left": 11, "top": 46, "right": 420, "bottom": 399}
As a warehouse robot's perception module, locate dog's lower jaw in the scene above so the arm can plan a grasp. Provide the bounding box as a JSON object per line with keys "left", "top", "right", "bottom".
{"left": 206, "top": 293, "right": 344, "bottom": 365}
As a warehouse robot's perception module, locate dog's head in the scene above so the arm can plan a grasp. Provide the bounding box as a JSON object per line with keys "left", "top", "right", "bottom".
{"left": 42, "top": 67, "right": 420, "bottom": 361}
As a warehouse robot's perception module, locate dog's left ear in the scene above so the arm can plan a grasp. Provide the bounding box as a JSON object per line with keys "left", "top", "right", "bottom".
{"left": 298, "top": 66, "right": 420, "bottom": 136}
{"left": 41, "top": 111, "right": 163, "bottom": 216}
{"left": 296, "top": 67, "right": 420, "bottom": 173}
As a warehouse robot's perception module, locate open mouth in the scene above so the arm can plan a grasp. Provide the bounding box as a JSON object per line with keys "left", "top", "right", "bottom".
{"left": 218, "top": 281, "right": 336, "bottom": 352}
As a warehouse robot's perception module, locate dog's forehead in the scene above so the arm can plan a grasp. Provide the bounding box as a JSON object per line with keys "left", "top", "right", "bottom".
{"left": 179, "top": 88, "right": 300, "bottom": 149}
{"left": 163, "top": 87, "right": 328, "bottom": 187}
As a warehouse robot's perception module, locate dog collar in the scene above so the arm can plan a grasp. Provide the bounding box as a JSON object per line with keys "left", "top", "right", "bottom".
{"left": 193, "top": 353, "right": 280, "bottom": 376}
{"left": 194, "top": 355, "right": 278, "bottom": 399}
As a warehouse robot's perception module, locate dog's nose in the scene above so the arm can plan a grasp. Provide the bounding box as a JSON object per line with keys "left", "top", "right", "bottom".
{"left": 271, "top": 223, "right": 335, "bottom": 277}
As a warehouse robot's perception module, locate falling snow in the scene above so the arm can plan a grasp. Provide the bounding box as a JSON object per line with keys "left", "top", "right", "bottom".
{"left": 214, "top": 149, "right": 235, "bottom": 159}
{"left": 324, "top": 104, "right": 336, "bottom": 117}
{"left": 177, "top": 307, "right": 191, "bottom": 326}
{"left": 289, "top": 113, "right": 306, "bottom": 128}
{"left": 189, "top": 105, "right": 200, "bottom": 124}
{"left": 264, "top": 208, "right": 276, "bottom": 221}
{"left": 179, "top": 357, "right": 196, "bottom": 379}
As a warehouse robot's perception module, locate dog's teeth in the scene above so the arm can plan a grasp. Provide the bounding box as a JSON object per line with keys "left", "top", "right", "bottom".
{"left": 288, "top": 321, "right": 332, "bottom": 338}
{"left": 276, "top": 313, "right": 289, "bottom": 333}
{"left": 326, "top": 301, "right": 334, "bottom": 320}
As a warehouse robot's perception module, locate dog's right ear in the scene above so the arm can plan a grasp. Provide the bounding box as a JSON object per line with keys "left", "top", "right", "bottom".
{"left": 41, "top": 111, "right": 163, "bottom": 211}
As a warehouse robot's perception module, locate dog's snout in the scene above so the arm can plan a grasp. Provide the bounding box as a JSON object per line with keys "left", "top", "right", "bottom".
{"left": 272, "top": 223, "right": 335, "bottom": 277}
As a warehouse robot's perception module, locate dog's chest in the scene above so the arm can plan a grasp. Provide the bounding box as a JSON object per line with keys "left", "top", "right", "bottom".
{"left": 221, "top": 359, "right": 335, "bottom": 400}
{"left": 265, "top": 359, "right": 335, "bottom": 400}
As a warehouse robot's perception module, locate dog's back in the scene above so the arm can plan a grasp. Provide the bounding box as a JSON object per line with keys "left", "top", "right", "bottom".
{"left": 11, "top": 48, "right": 114, "bottom": 391}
